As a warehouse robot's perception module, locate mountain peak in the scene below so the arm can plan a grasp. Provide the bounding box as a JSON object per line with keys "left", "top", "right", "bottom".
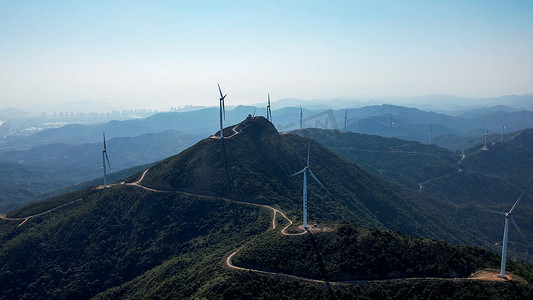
{"left": 231, "top": 116, "right": 279, "bottom": 140}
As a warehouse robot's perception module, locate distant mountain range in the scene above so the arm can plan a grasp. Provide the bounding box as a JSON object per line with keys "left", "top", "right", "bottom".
{"left": 268, "top": 94, "right": 533, "bottom": 111}
{"left": 0, "top": 130, "right": 202, "bottom": 212}
{"left": 3, "top": 101, "right": 533, "bottom": 152}
{"left": 2, "top": 102, "right": 533, "bottom": 212}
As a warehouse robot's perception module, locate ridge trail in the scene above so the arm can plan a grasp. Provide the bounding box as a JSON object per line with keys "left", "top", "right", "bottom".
{"left": 0, "top": 198, "right": 83, "bottom": 226}
{"left": 126, "top": 168, "right": 505, "bottom": 286}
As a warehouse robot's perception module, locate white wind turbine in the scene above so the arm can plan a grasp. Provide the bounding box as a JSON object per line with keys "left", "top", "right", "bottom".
{"left": 217, "top": 83, "right": 227, "bottom": 139}
{"left": 102, "top": 132, "right": 112, "bottom": 188}
{"left": 266, "top": 94, "right": 272, "bottom": 122}
{"left": 291, "top": 143, "right": 328, "bottom": 228}
{"left": 299, "top": 106, "right": 303, "bottom": 130}
{"left": 344, "top": 109, "right": 348, "bottom": 132}
{"left": 486, "top": 177, "right": 532, "bottom": 279}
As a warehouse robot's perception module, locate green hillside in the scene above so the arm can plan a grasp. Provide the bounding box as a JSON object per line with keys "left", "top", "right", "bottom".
{"left": 233, "top": 225, "right": 499, "bottom": 281}
{"left": 291, "top": 128, "right": 460, "bottom": 190}
{"left": 139, "top": 117, "right": 465, "bottom": 241}
{"left": 1, "top": 117, "right": 532, "bottom": 299}
{"left": 292, "top": 127, "right": 533, "bottom": 261}
{"left": 0, "top": 185, "right": 270, "bottom": 299}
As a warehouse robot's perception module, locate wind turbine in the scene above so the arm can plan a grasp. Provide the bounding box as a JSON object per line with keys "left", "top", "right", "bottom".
{"left": 217, "top": 83, "right": 227, "bottom": 138}
{"left": 102, "top": 132, "right": 112, "bottom": 188}
{"left": 266, "top": 94, "right": 272, "bottom": 122}
{"left": 486, "top": 177, "right": 532, "bottom": 279}
{"left": 502, "top": 125, "right": 506, "bottom": 142}
{"left": 344, "top": 109, "right": 348, "bottom": 132}
{"left": 299, "top": 106, "right": 303, "bottom": 130}
{"left": 291, "top": 143, "right": 328, "bottom": 228}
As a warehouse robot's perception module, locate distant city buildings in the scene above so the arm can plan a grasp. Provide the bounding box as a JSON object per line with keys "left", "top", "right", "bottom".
{"left": 40, "top": 108, "right": 159, "bottom": 118}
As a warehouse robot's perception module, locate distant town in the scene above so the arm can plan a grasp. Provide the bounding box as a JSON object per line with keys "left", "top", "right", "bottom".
{"left": 36, "top": 105, "right": 207, "bottom": 119}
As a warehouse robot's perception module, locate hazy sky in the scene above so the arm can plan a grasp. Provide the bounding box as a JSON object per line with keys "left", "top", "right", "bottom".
{"left": 1, "top": 1, "right": 533, "bottom": 113}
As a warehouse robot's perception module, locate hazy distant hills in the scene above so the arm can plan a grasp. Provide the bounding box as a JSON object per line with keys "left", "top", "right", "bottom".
{"left": 3, "top": 102, "right": 533, "bottom": 153}
{"left": 0, "top": 106, "right": 257, "bottom": 150}
{"left": 0, "top": 130, "right": 202, "bottom": 212}
{"left": 292, "top": 128, "right": 460, "bottom": 190}
{"left": 270, "top": 94, "right": 533, "bottom": 111}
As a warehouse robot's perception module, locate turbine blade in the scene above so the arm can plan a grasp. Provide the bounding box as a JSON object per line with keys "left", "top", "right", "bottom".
{"left": 308, "top": 169, "right": 329, "bottom": 193}
{"left": 291, "top": 169, "right": 305, "bottom": 177}
{"left": 103, "top": 132, "right": 107, "bottom": 150}
{"left": 306, "top": 143, "right": 310, "bottom": 167}
{"left": 218, "top": 83, "right": 223, "bottom": 98}
{"left": 484, "top": 210, "right": 506, "bottom": 215}
{"left": 510, "top": 216, "right": 527, "bottom": 242}
{"left": 509, "top": 176, "right": 533, "bottom": 214}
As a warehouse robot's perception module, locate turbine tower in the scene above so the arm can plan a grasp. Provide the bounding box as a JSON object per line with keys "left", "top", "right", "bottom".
{"left": 344, "top": 109, "right": 348, "bottom": 132}
{"left": 266, "top": 94, "right": 272, "bottom": 122}
{"left": 291, "top": 143, "right": 328, "bottom": 228}
{"left": 299, "top": 106, "right": 303, "bottom": 130}
{"left": 102, "top": 132, "right": 112, "bottom": 188}
{"left": 217, "top": 83, "right": 227, "bottom": 138}
{"left": 484, "top": 129, "right": 488, "bottom": 149}
{"left": 487, "top": 177, "right": 532, "bottom": 279}
{"left": 502, "top": 125, "right": 506, "bottom": 142}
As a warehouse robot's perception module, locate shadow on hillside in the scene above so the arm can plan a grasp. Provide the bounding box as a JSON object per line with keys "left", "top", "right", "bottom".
{"left": 307, "top": 229, "right": 328, "bottom": 281}
{"left": 221, "top": 138, "right": 234, "bottom": 193}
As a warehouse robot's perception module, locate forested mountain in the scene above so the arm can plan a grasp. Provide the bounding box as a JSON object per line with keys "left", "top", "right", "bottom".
{"left": 293, "top": 127, "right": 533, "bottom": 262}
{"left": 1, "top": 117, "right": 532, "bottom": 299}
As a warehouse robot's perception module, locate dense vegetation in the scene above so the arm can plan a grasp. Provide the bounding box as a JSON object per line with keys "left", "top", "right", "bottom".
{"left": 1, "top": 118, "right": 533, "bottom": 299}
{"left": 205, "top": 272, "right": 533, "bottom": 300}
{"left": 140, "top": 117, "right": 467, "bottom": 242}
{"left": 293, "top": 127, "right": 533, "bottom": 262}
{"left": 292, "top": 128, "right": 460, "bottom": 190}
{"left": 233, "top": 224, "right": 498, "bottom": 281}
{"left": 0, "top": 185, "right": 270, "bottom": 299}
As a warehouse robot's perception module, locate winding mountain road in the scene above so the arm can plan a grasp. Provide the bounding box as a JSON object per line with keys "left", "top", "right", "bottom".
{"left": 126, "top": 169, "right": 306, "bottom": 236}
{"left": 0, "top": 198, "right": 83, "bottom": 226}
{"left": 2, "top": 165, "right": 508, "bottom": 286}
{"left": 125, "top": 168, "right": 504, "bottom": 287}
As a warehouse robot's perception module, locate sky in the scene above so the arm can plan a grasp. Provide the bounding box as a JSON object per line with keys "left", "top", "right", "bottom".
{"left": 1, "top": 0, "right": 533, "bottom": 113}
